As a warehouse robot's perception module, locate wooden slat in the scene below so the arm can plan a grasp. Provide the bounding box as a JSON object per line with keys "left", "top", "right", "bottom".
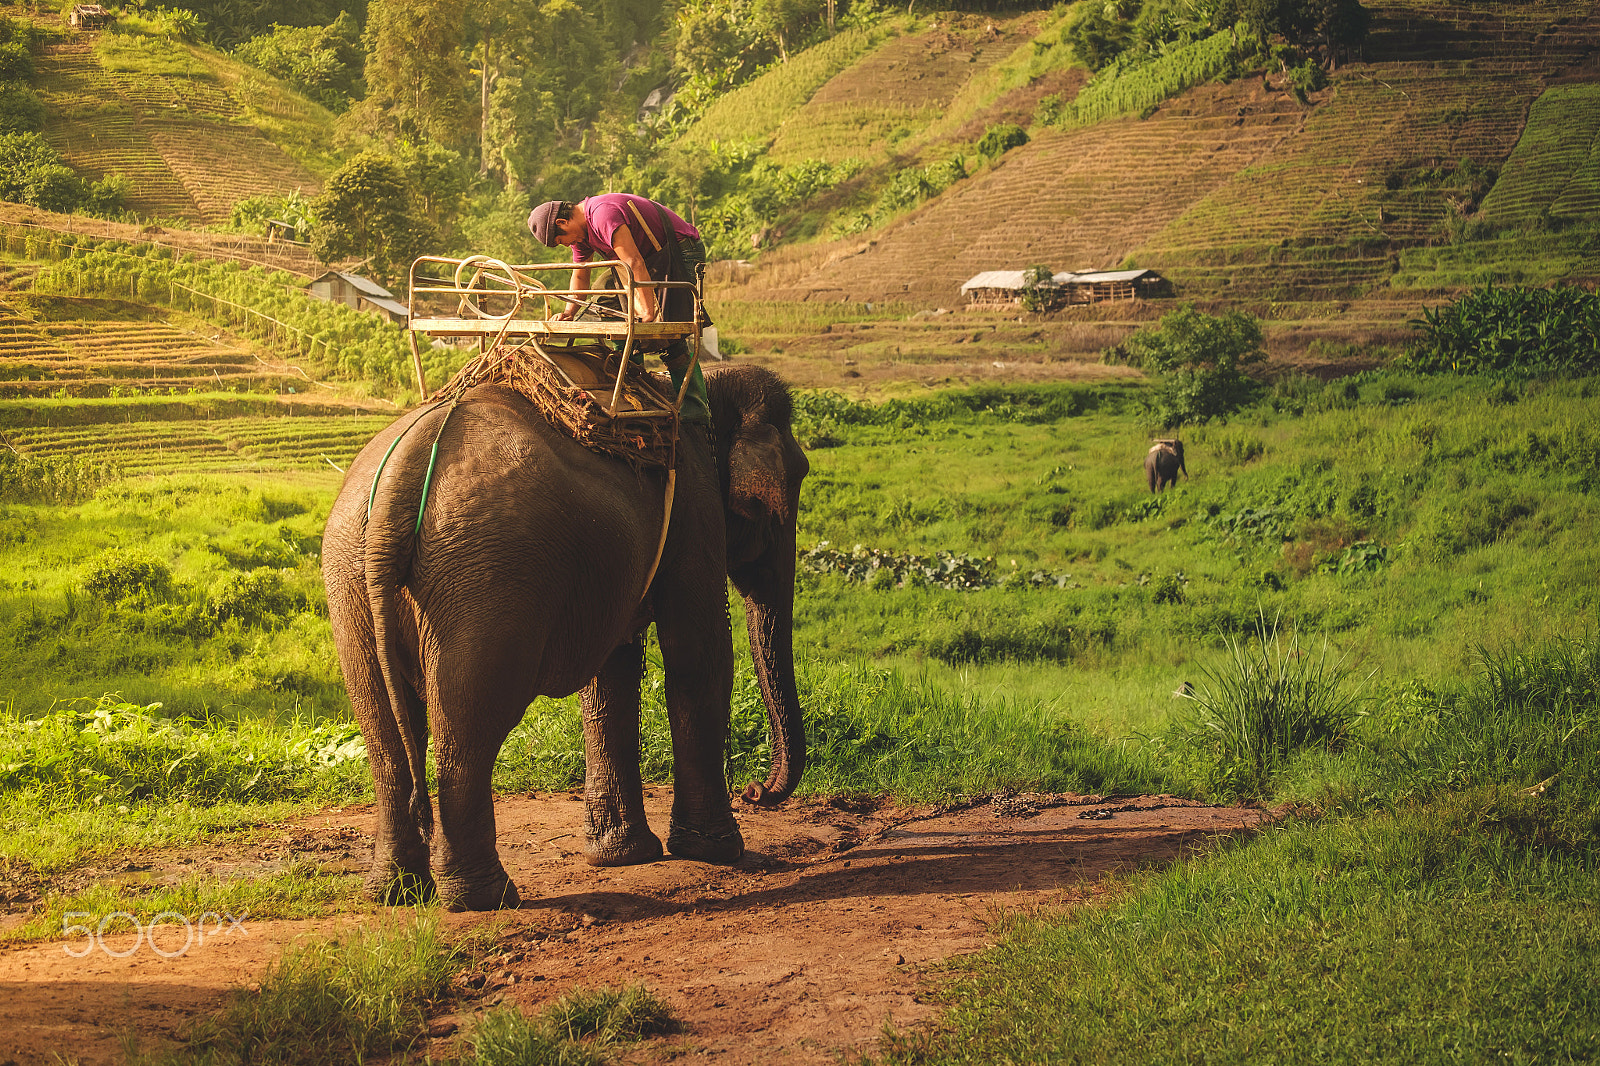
{"left": 409, "top": 317, "right": 697, "bottom": 339}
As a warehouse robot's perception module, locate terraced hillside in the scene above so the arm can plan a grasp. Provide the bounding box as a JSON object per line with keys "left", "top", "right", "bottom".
{"left": 0, "top": 295, "right": 333, "bottom": 399}
{"left": 766, "top": 12, "right": 1048, "bottom": 165}
{"left": 33, "top": 32, "right": 322, "bottom": 225}
{"left": 2, "top": 411, "right": 392, "bottom": 476}
{"left": 741, "top": 0, "right": 1600, "bottom": 309}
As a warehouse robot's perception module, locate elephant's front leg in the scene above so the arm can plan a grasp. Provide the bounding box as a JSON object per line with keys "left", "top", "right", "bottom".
{"left": 582, "top": 639, "right": 665, "bottom": 866}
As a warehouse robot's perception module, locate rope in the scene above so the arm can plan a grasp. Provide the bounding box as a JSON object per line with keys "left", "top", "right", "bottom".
{"left": 375, "top": 262, "right": 682, "bottom": 602}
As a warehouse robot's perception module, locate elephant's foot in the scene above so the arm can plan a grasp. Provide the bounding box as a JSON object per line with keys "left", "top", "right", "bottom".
{"left": 436, "top": 863, "right": 521, "bottom": 912}
{"left": 584, "top": 824, "right": 663, "bottom": 867}
{"left": 667, "top": 818, "right": 745, "bottom": 864}
{"left": 364, "top": 850, "right": 434, "bottom": 905}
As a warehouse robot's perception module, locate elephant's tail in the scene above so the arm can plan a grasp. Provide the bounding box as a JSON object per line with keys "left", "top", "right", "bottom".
{"left": 364, "top": 421, "right": 436, "bottom": 844}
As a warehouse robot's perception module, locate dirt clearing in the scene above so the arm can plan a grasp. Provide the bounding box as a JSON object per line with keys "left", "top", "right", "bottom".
{"left": 0, "top": 791, "right": 1278, "bottom": 1065}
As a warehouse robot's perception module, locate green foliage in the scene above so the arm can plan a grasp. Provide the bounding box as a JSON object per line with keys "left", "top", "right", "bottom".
{"left": 0, "top": 450, "right": 118, "bottom": 503}
{"left": 1178, "top": 614, "right": 1368, "bottom": 793}
{"left": 82, "top": 548, "right": 173, "bottom": 604}
{"left": 228, "top": 189, "right": 318, "bottom": 242}
{"left": 310, "top": 151, "right": 437, "bottom": 287}
{"left": 0, "top": 696, "right": 365, "bottom": 811}
{"left": 0, "top": 82, "right": 45, "bottom": 134}
{"left": 0, "top": 133, "right": 126, "bottom": 216}
{"left": 1046, "top": 27, "right": 1242, "bottom": 128}
{"left": 169, "top": 915, "right": 456, "bottom": 1066}
{"left": 349, "top": 0, "right": 468, "bottom": 149}
{"left": 1019, "top": 263, "right": 1056, "bottom": 313}
{"left": 1121, "top": 304, "right": 1266, "bottom": 426}
{"left": 466, "top": 984, "right": 677, "bottom": 1066}
{"left": 976, "top": 122, "right": 1028, "bottom": 159}
{"left": 232, "top": 15, "right": 362, "bottom": 114}
{"left": 1406, "top": 284, "right": 1600, "bottom": 378}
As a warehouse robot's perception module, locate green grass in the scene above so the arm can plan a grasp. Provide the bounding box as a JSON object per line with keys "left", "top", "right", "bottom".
{"left": 878, "top": 629, "right": 1600, "bottom": 1064}
{"left": 680, "top": 19, "right": 910, "bottom": 150}
{"left": 882, "top": 799, "right": 1599, "bottom": 1065}
{"left": 134, "top": 912, "right": 458, "bottom": 1066}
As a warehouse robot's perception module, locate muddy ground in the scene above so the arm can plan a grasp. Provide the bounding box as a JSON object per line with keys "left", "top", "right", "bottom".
{"left": 0, "top": 791, "right": 1279, "bottom": 1065}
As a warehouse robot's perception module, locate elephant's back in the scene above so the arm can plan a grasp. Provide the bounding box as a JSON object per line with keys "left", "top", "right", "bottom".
{"left": 406, "top": 387, "right": 665, "bottom": 681}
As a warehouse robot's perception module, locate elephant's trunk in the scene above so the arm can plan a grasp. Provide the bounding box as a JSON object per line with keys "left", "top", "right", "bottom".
{"left": 739, "top": 523, "right": 805, "bottom": 805}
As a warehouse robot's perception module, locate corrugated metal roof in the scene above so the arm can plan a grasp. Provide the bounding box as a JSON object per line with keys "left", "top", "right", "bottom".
{"left": 361, "top": 295, "right": 410, "bottom": 319}
{"left": 960, "top": 270, "right": 1032, "bottom": 292}
{"left": 310, "top": 271, "right": 395, "bottom": 299}
{"left": 1056, "top": 269, "right": 1157, "bottom": 284}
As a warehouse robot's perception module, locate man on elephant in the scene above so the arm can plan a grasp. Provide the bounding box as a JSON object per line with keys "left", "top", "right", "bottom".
{"left": 527, "top": 195, "right": 711, "bottom": 425}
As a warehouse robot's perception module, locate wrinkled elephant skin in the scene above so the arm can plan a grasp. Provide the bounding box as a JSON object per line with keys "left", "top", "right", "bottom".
{"left": 323, "top": 365, "right": 809, "bottom": 910}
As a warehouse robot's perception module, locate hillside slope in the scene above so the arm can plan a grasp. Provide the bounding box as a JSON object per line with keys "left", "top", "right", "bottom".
{"left": 736, "top": 0, "right": 1600, "bottom": 308}
{"left": 33, "top": 27, "right": 327, "bottom": 225}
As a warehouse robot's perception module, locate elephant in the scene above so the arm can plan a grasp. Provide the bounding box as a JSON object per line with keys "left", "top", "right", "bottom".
{"left": 321, "top": 363, "right": 810, "bottom": 911}
{"left": 1145, "top": 438, "right": 1187, "bottom": 492}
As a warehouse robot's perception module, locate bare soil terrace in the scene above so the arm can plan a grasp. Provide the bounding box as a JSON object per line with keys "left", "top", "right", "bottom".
{"left": 0, "top": 791, "right": 1280, "bottom": 1065}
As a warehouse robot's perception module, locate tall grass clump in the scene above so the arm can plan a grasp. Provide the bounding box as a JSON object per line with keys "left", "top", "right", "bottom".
{"left": 1178, "top": 615, "right": 1367, "bottom": 794}
{"left": 149, "top": 914, "right": 457, "bottom": 1066}
{"left": 467, "top": 984, "right": 676, "bottom": 1066}
{"left": 0, "top": 450, "right": 119, "bottom": 503}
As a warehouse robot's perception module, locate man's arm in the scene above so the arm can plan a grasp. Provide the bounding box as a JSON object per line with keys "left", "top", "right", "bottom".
{"left": 611, "top": 225, "right": 657, "bottom": 322}
{"left": 554, "top": 264, "right": 592, "bottom": 321}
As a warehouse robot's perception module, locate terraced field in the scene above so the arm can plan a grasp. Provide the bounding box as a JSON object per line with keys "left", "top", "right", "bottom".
{"left": 1478, "top": 82, "right": 1600, "bottom": 228}
{"left": 766, "top": 12, "right": 1047, "bottom": 165}
{"left": 0, "top": 296, "right": 325, "bottom": 398}
{"left": 3, "top": 413, "right": 393, "bottom": 476}
{"left": 752, "top": 0, "right": 1600, "bottom": 308}
{"left": 33, "top": 32, "right": 321, "bottom": 226}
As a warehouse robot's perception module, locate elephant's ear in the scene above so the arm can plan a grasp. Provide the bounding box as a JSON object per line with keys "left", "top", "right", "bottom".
{"left": 728, "top": 422, "right": 792, "bottom": 526}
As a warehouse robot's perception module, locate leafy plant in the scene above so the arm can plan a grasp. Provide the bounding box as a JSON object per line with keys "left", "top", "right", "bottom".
{"left": 1121, "top": 304, "right": 1266, "bottom": 426}
{"left": 1179, "top": 614, "right": 1367, "bottom": 792}
{"left": 1406, "top": 284, "right": 1600, "bottom": 378}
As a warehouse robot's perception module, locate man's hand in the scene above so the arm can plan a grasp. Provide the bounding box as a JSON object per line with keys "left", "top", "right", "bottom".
{"left": 554, "top": 300, "right": 580, "bottom": 321}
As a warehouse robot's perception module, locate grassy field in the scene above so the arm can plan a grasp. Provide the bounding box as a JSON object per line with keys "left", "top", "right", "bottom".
{"left": 1, "top": 349, "right": 1597, "bottom": 1059}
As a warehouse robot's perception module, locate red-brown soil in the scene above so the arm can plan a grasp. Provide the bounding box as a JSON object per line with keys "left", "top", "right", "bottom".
{"left": 0, "top": 791, "right": 1279, "bottom": 1065}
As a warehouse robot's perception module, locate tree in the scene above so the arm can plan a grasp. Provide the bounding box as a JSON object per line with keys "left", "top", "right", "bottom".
{"left": 0, "top": 133, "right": 124, "bottom": 216}
{"left": 348, "top": 0, "right": 469, "bottom": 148}
{"left": 310, "top": 152, "right": 436, "bottom": 286}
{"left": 1122, "top": 304, "right": 1265, "bottom": 426}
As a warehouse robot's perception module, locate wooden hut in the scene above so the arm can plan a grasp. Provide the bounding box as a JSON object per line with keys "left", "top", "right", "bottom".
{"left": 1052, "top": 268, "right": 1170, "bottom": 304}
{"left": 307, "top": 271, "right": 408, "bottom": 326}
{"left": 69, "top": 5, "right": 112, "bottom": 29}
{"left": 960, "top": 270, "right": 1036, "bottom": 307}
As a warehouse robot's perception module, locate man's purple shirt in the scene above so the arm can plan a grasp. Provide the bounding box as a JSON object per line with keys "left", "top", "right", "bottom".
{"left": 572, "top": 194, "right": 700, "bottom": 265}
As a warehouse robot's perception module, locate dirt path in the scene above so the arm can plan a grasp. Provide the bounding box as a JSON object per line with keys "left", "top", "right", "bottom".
{"left": 0, "top": 791, "right": 1276, "bottom": 1064}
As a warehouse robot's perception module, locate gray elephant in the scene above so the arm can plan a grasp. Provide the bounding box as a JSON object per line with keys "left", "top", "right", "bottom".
{"left": 1145, "top": 438, "right": 1186, "bottom": 492}
{"left": 322, "top": 364, "right": 809, "bottom": 911}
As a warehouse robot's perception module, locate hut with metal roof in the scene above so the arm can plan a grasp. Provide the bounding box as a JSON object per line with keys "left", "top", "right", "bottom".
{"left": 1052, "top": 268, "right": 1170, "bottom": 304}
{"left": 959, "top": 270, "right": 1036, "bottom": 307}
{"left": 307, "top": 271, "right": 408, "bottom": 326}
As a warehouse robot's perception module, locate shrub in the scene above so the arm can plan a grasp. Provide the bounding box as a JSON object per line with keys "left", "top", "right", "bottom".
{"left": 1406, "top": 284, "right": 1600, "bottom": 378}
{"left": 977, "top": 123, "right": 1028, "bottom": 159}
{"left": 210, "top": 568, "right": 297, "bottom": 626}
{"left": 82, "top": 549, "right": 172, "bottom": 604}
{"left": 1121, "top": 304, "right": 1266, "bottom": 427}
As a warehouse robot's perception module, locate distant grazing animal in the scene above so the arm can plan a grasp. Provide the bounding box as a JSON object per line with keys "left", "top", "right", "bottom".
{"left": 1145, "top": 439, "right": 1187, "bottom": 492}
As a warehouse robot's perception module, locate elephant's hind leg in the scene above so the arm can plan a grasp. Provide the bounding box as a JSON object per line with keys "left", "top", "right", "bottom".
{"left": 333, "top": 624, "right": 434, "bottom": 904}
{"left": 582, "top": 639, "right": 665, "bottom": 866}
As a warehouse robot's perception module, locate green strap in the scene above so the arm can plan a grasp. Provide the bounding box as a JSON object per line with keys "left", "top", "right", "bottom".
{"left": 366, "top": 396, "right": 460, "bottom": 536}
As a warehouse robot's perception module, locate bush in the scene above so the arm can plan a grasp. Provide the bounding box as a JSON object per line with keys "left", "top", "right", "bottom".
{"left": 210, "top": 567, "right": 296, "bottom": 627}
{"left": 977, "top": 123, "right": 1028, "bottom": 159}
{"left": 1121, "top": 304, "right": 1266, "bottom": 427}
{"left": 82, "top": 549, "right": 172, "bottom": 604}
{"left": 1406, "top": 284, "right": 1600, "bottom": 378}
